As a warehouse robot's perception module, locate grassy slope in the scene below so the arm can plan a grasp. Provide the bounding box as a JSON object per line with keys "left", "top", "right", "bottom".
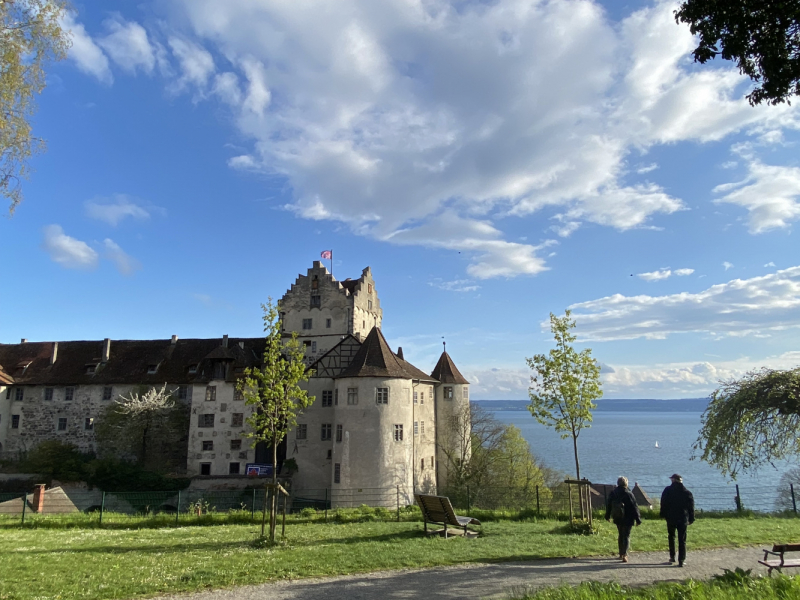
{"left": 1, "top": 517, "right": 800, "bottom": 600}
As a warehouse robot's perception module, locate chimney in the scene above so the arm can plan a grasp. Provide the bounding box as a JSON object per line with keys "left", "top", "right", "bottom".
{"left": 20, "top": 338, "right": 27, "bottom": 343}
{"left": 50, "top": 342, "right": 58, "bottom": 365}
{"left": 32, "top": 484, "right": 46, "bottom": 513}
{"left": 171, "top": 335, "right": 178, "bottom": 344}
{"left": 102, "top": 338, "right": 111, "bottom": 362}
{"left": 222, "top": 334, "right": 228, "bottom": 348}
{"left": 397, "top": 347, "right": 404, "bottom": 360}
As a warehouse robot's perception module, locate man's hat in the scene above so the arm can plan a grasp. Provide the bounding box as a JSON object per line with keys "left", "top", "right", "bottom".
{"left": 670, "top": 473, "right": 682, "bottom": 482}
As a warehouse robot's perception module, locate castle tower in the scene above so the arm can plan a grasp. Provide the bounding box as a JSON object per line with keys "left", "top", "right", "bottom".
{"left": 430, "top": 348, "right": 470, "bottom": 491}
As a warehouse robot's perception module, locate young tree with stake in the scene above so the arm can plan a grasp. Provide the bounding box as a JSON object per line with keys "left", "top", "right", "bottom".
{"left": 238, "top": 299, "right": 314, "bottom": 541}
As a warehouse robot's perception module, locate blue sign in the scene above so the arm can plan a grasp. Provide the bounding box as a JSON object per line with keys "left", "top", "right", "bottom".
{"left": 245, "top": 463, "right": 273, "bottom": 477}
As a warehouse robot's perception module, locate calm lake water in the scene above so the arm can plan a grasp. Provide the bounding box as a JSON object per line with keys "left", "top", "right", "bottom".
{"left": 480, "top": 400, "right": 797, "bottom": 512}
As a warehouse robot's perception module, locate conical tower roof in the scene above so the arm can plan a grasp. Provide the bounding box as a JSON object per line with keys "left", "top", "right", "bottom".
{"left": 339, "top": 327, "right": 436, "bottom": 381}
{"left": 431, "top": 350, "right": 469, "bottom": 384}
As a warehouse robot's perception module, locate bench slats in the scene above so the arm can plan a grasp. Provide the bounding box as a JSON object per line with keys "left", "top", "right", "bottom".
{"left": 415, "top": 494, "right": 481, "bottom": 538}
{"left": 760, "top": 543, "right": 800, "bottom": 575}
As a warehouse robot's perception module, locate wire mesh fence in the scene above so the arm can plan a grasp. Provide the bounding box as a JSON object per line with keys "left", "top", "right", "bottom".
{"left": 0, "top": 479, "right": 797, "bottom": 527}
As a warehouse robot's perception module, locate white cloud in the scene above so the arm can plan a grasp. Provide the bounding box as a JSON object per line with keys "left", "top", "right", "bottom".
{"left": 464, "top": 366, "right": 531, "bottom": 400}
{"left": 84, "top": 195, "right": 151, "bottom": 226}
{"left": 714, "top": 159, "right": 800, "bottom": 233}
{"left": 674, "top": 268, "right": 694, "bottom": 276}
{"left": 168, "top": 37, "right": 215, "bottom": 91}
{"left": 569, "top": 266, "right": 800, "bottom": 341}
{"left": 765, "top": 262, "right": 776, "bottom": 267}
{"left": 103, "top": 239, "right": 141, "bottom": 275}
{"left": 429, "top": 278, "right": 480, "bottom": 293}
{"left": 637, "top": 267, "right": 694, "bottom": 281}
{"left": 723, "top": 261, "right": 734, "bottom": 270}
{"left": 61, "top": 13, "right": 112, "bottom": 84}
{"left": 636, "top": 163, "right": 658, "bottom": 174}
{"left": 41, "top": 225, "right": 98, "bottom": 270}
{"left": 98, "top": 16, "right": 155, "bottom": 74}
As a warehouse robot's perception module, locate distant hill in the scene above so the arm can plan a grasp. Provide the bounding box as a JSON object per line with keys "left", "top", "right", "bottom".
{"left": 473, "top": 398, "right": 709, "bottom": 412}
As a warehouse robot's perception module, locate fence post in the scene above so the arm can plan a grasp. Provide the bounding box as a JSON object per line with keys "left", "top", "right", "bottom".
{"left": 99, "top": 491, "right": 106, "bottom": 526}
{"left": 735, "top": 484, "right": 742, "bottom": 512}
{"left": 281, "top": 492, "right": 287, "bottom": 538}
{"left": 396, "top": 486, "right": 400, "bottom": 522}
{"left": 251, "top": 489, "right": 256, "bottom": 521}
{"left": 325, "top": 488, "right": 328, "bottom": 522}
{"left": 536, "top": 485, "right": 540, "bottom": 515}
{"left": 175, "top": 491, "right": 181, "bottom": 527}
{"left": 21, "top": 491, "right": 27, "bottom": 525}
{"left": 568, "top": 484, "right": 573, "bottom": 522}
{"left": 792, "top": 484, "right": 797, "bottom": 515}
{"left": 467, "top": 485, "right": 471, "bottom": 513}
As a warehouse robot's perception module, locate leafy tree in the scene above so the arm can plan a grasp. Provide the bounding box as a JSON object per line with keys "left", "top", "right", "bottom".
{"left": 95, "top": 384, "right": 190, "bottom": 473}
{"left": 22, "top": 440, "right": 91, "bottom": 481}
{"left": 675, "top": 0, "right": 800, "bottom": 106}
{"left": 695, "top": 367, "right": 800, "bottom": 478}
{"left": 438, "top": 402, "right": 504, "bottom": 490}
{"left": 527, "top": 310, "right": 602, "bottom": 481}
{"left": 1, "top": 0, "right": 71, "bottom": 212}
{"left": 237, "top": 299, "right": 314, "bottom": 541}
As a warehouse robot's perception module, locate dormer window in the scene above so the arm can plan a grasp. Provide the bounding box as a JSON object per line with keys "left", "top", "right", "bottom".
{"left": 188, "top": 364, "right": 198, "bottom": 374}
{"left": 85, "top": 364, "right": 97, "bottom": 374}
{"left": 147, "top": 364, "right": 158, "bottom": 374}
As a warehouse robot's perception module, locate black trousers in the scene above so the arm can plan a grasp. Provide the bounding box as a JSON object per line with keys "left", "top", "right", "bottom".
{"left": 667, "top": 522, "right": 688, "bottom": 561}
{"left": 616, "top": 521, "right": 633, "bottom": 556}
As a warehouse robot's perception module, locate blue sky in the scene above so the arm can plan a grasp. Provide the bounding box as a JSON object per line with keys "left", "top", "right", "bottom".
{"left": 2, "top": 0, "right": 799, "bottom": 400}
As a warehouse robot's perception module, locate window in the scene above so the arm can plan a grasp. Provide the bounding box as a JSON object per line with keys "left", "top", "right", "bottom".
{"left": 205, "top": 386, "right": 216, "bottom": 401}
{"left": 362, "top": 320, "right": 365, "bottom": 329}
{"left": 200, "top": 463, "right": 211, "bottom": 476}
{"left": 65, "top": 387, "right": 74, "bottom": 401}
{"left": 213, "top": 362, "right": 226, "bottom": 379}
{"left": 86, "top": 364, "right": 97, "bottom": 374}
{"left": 188, "top": 364, "right": 198, "bottom": 374}
{"left": 444, "top": 386, "right": 453, "bottom": 399}
{"left": 420, "top": 391, "right": 424, "bottom": 404}
{"left": 393, "top": 424, "right": 403, "bottom": 442}
{"left": 85, "top": 417, "right": 94, "bottom": 431}
{"left": 368, "top": 300, "right": 373, "bottom": 311}
{"left": 296, "top": 424, "right": 307, "bottom": 439}
{"left": 368, "top": 283, "right": 372, "bottom": 294}
{"left": 177, "top": 386, "right": 187, "bottom": 400}
{"left": 311, "top": 341, "right": 317, "bottom": 353}
{"left": 334, "top": 463, "right": 341, "bottom": 484}
{"left": 234, "top": 389, "right": 243, "bottom": 401}
{"left": 103, "top": 386, "right": 113, "bottom": 401}
{"left": 311, "top": 295, "right": 321, "bottom": 307}
{"left": 229, "top": 462, "right": 240, "bottom": 475}
{"left": 321, "top": 423, "right": 332, "bottom": 441}
{"left": 334, "top": 389, "right": 338, "bottom": 405}
{"left": 420, "top": 421, "right": 425, "bottom": 435}
{"left": 326, "top": 449, "right": 332, "bottom": 459}
{"left": 322, "top": 390, "right": 333, "bottom": 407}
{"left": 336, "top": 424, "right": 343, "bottom": 442}
{"left": 198, "top": 414, "right": 215, "bottom": 428}
{"left": 347, "top": 388, "right": 358, "bottom": 405}
{"left": 57, "top": 418, "right": 68, "bottom": 431}
{"left": 463, "top": 387, "right": 469, "bottom": 400}
{"left": 14, "top": 388, "right": 23, "bottom": 401}
{"left": 202, "top": 441, "right": 214, "bottom": 451}
{"left": 147, "top": 364, "right": 158, "bottom": 374}
{"left": 326, "top": 318, "right": 331, "bottom": 328}
{"left": 413, "top": 391, "right": 418, "bottom": 404}
{"left": 376, "top": 387, "right": 388, "bottom": 404}
{"left": 431, "top": 456, "right": 434, "bottom": 469}
{"left": 231, "top": 413, "right": 244, "bottom": 427}
{"left": 11, "top": 415, "right": 20, "bottom": 429}
{"left": 302, "top": 318, "right": 313, "bottom": 330}
{"left": 414, "top": 421, "right": 419, "bottom": 435}
{"left": 230, "top": 439, "right": 242, "bottom": 451}
{"left": 44, "top": 388, "right": 53, "bottom": 401}
{"left": 421, "top": 458, "right": 425, "bottom": 471}
{"left": 238, "top": 451, "right": 248, "bottom": 459}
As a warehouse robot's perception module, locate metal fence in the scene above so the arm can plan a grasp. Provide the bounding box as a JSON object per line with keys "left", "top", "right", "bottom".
{"left": 0, "top": 480, "right": 797, "bottom": 527}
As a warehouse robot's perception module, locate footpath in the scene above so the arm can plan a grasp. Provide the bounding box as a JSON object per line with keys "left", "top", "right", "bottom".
{"left": 159, "top": 546, "right": 770, "bottom": 600}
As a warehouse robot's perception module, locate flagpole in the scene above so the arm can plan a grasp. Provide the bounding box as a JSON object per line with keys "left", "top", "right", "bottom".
{"left": 330, "top": 250, "right": 333, "bottom": 279}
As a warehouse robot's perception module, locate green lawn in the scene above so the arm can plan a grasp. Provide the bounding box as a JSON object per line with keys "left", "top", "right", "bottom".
{"left": 1, "top": 515, "right": 800, "bottom": 600}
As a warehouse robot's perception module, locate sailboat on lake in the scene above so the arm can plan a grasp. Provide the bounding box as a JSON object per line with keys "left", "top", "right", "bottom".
{"left": 655, "top": 441, "right": 660, "bottom": 449}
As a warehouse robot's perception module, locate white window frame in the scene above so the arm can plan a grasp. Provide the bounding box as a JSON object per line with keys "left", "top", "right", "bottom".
{"left": 347, "top": 388, "right": 358, "bottom": 405}
{"left": 375, "top": 387, "right": 389, "bottom": 404}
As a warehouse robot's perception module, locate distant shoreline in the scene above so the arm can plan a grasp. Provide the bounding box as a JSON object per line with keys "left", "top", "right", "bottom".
{"left": 473, "top": 398, "right": 709, "bottom": 412}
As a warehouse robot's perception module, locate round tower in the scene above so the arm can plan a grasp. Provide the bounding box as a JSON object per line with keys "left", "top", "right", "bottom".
{"left": 430, "top": 345, "right": 470, "bottom": 492}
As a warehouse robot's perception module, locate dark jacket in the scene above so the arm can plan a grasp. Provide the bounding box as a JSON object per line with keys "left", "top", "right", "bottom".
{"left": 660, "top": 482, "right": 695, "bottom": 525}
{"left": 605, "top": 486, "right": 641, "bottom": 525}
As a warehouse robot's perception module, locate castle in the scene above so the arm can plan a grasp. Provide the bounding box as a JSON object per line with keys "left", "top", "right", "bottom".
{"left": 0, "top": 262, "right": 470, "bottom": 504}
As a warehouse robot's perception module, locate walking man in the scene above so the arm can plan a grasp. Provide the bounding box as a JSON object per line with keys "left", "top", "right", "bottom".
{"left": 660, "top": 473, "right": 695, "bottom": 567}
{"left": 605, "top": 476, "right": 641, "bottom": 563}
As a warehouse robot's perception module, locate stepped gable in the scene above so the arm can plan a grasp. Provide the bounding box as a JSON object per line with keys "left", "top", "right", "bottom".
{"left": 338, "top": 327, "right": 436, "bottom": 381}
{"left": 431, "top": 351, "right": 469, "bottom": 384}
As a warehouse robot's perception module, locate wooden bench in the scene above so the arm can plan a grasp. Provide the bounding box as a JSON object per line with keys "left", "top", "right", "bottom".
{"left": 415, "top": 494, "right": 481, "bottom": 538}
{"left": 759, "top": 544, "right": 800, "bottom": 575}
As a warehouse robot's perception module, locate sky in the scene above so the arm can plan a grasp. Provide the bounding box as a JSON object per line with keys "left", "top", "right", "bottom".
{"left": 2, "top": 0, "right": 799, "bottom": 400}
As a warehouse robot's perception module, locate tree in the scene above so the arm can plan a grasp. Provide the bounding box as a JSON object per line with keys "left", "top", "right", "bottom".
{"left": 1, "top": 0, "right": 71, "bottom": 212}
{"left": 675, "top": 0, "right": 800, "bottom": 106}
{"left": 95, "top": 384, "right": 190, "bottom": 472}
{"left": 437, "top": 402, "right": 504, "bottom": 490}
{"left": 526, "top": 310, "right": 602, "bottom": 481}
{"left": 695, "top": 367, "right": 800, "bottom": 479}
{"left": 237, "top": 299, "right": 314, "bottom": 541}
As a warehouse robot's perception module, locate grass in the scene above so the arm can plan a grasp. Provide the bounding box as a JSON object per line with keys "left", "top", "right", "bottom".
{"left": 1, "top": 513, "right": 800, "bottom": 600}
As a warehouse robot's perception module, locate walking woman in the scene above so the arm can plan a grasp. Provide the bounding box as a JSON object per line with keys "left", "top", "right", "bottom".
{"left": 605, "top": 476, "right": 642, "bottom": 563}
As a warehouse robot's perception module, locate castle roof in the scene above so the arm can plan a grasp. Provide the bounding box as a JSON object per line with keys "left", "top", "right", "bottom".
{"left": 431, "top": 351, "right": 469, "bottom": 384}
{"left": 338, "top": 327, "right": 436, "bottom": 381}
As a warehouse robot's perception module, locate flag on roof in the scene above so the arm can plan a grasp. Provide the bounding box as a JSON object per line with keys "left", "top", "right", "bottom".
{"left": 321, "top": 250, "right": 332, "bottom": 259}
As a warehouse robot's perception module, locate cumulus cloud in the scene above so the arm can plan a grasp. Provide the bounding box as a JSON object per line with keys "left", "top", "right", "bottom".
{"left": 569, "top": 266, "right": 800, "bottom": 341}
{"left": 637, "top": 267, "right": 694, "bottom": 281}
{"left": 41, "top": 225, "right": 98, "bottom": 270}
{"left": 84, "top": 195, "right": 151, "bottom": 226}
{"left": 765, "top": 262, "right": 776, "bottom": 267}
{"left": 103, "top": 239, "right": 141, "bottom": 275}
{"left": 723, "top": 261, "right": 734, "bottom": 270}
{"left": 61, "top": 13, "right": 112, "bottom": 84}
{"left": 429, "top": 278, "right": 480, "bottom": 293}
{"left": 98, "top": 16, "right": 156, "bottom": 74}
{"left": 168, "top": 37, "right": 215, "bottom": 91}
{"left": 714, "top": 159, "right": 800, "bottom": 233}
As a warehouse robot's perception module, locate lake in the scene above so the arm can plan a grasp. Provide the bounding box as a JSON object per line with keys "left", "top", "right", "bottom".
{"left": 478, "top": 399, "right": 797, "bottom": 512}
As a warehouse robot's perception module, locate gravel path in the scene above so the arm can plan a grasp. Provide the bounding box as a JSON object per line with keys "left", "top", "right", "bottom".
{"left": 158, "top": 546, "right": 770, "bottom": 600}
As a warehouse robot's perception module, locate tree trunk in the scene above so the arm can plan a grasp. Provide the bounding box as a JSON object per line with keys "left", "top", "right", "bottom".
{"left": 572, "top": 433, "right": 583, "bottom": 519}
{"left": 270, "top": 437, "right": 278, "bottom": 541}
